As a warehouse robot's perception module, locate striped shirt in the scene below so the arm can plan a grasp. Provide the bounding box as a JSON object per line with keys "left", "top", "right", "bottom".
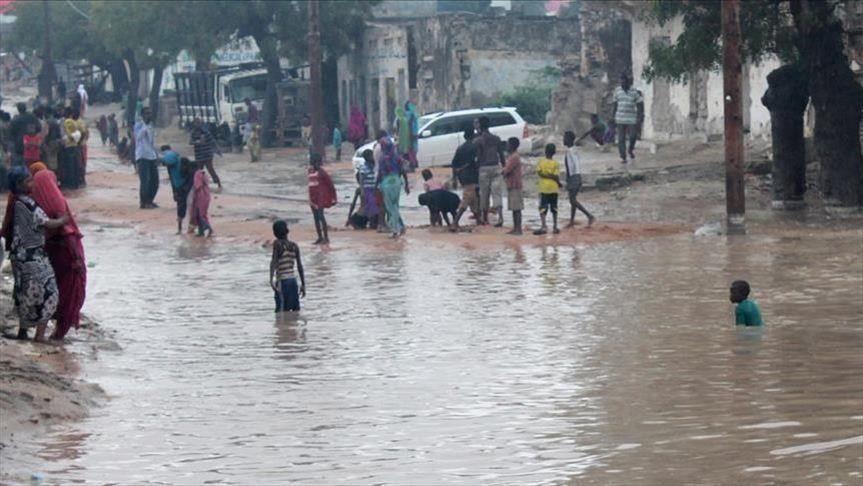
{"left": 613, "top": 87, "right": 643, "bottom": 125}
{"left": 359, "top": 164, "right": 377, "bottom": 189}
{"left": 192, "top": 127, "right": 217, "bottom": 162}
{"left": 273, "top": 239, "right": 298, "bottom": 281}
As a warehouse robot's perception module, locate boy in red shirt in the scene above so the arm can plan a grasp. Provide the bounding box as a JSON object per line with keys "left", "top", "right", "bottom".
{"left": 308, "top": 153, "right": 337, "bottom": 244}
{"left": 23, "top": 123, "right": 43, "bottom": 165}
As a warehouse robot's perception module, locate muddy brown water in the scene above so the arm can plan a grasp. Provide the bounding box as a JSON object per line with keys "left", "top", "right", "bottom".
{"left": 2, "top": 227, "right": 862, "bottom": 484}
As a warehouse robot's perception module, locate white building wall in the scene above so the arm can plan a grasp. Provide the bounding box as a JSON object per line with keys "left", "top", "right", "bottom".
{"left": 747, "top": 57, "right": 782, "bottom": 140}
{"left": 632, "top": 15, "right": 780, "bottom": 141}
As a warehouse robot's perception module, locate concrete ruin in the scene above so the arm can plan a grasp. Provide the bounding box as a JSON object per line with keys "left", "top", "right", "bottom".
{"left": 336, "top": 12, "right": 581, "bottom": 134}
{"left": 337, "top": 0, "right": 863, "bottom": 147}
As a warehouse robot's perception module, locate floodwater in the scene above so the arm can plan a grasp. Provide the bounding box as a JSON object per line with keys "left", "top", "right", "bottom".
{"left": 3, "top": 227, "right": 862, "bottom": 484}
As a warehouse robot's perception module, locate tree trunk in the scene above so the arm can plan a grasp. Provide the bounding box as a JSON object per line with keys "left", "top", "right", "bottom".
{"left": 761, "top": 64, "right": 809, "bottom": 208}
{"left": 308, "top": 0, "right": 325, "bottom": 159}
{"left": 794, "top": 0, "right": 863, "bottom": 207}
{"left": 37, "top": 0, "right": 56, "bottom": 104}
{"left": 123, "top": 49, "right": 140, "bottom": 131}
{"left": 148, "top": 63, "right": 165, "bottom": 123}
{"left": 254, "top": 34, "right": 282, "bottom": 148}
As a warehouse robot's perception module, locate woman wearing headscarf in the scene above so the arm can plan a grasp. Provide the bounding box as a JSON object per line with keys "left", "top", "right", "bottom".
{"left": 376, "top": 132, "right": 410, "bottom": 238}
{"left": 394, "top": 106, "right": 410, "bottom": 157}
{"left": 348, "top": 106, "right": 367, "bottom": 149}
{"left": 0, "top": 163, "right": 46, "bottom": 254}
{"left": 4, "top": 166, "right": 67, "bottom": 342}
{"left": 77, "top": 84, "right": 88, "bottom": 118}
{"left": 60, "top": 108, "right": 82, "bottom": 189}
{"left": 404, "top": 101, "right": 420, "bottom": 171}
{"left": 31, "top": 169, "right": 87, "bottom": 341}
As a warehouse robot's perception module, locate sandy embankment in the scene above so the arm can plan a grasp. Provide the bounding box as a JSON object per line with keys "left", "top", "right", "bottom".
{"left": 0, "top": 281, "right": 109, "bottom": 452}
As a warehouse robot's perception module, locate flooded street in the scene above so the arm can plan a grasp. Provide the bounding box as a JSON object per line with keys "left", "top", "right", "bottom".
{"left": 3, "top": 225, "right": 861, "bottom": 484}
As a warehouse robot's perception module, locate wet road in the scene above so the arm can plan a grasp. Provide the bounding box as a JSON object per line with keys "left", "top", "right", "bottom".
{"left": 3, "top": 226, "right": 862, "bottom": 484}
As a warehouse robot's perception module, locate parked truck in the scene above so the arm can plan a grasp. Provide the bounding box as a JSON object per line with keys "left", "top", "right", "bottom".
{"left": 174, "top": 65, "right": 309, "bottom": 145}
{"left": 174, "top": 65, "right": 267, "bottom": 128}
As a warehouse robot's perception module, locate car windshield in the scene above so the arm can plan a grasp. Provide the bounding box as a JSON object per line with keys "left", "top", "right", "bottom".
{"left": 418, "top": 115, "right": 435, "bottom": 128}
{"left": 228, "top": 74, "right": 267, "bottom": 103}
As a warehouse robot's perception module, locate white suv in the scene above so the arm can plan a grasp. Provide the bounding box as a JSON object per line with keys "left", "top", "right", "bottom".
{"left": 353, "top": 107, "right": 528, "bottom": 170}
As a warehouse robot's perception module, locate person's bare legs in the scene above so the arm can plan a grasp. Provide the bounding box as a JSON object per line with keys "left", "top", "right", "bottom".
{"left": 320, "top": 210, "right": 330, "bottom": 244}
{"left": 508, "top": 210, "right": 522, "bottom": 235}
{"left": 574, "top": 199, "right": 596, "bottom": 226}
{"left": 34, "top": 323, "right": 48, "bottom": 343}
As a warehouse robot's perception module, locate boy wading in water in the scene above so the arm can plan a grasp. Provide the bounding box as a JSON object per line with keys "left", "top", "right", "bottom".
{"left": 307, "top": 153, "right": 337, "bottom": 245}
{"left": 730, "top": 280, "right": 764, "bottom": 326}
{"left": 563, "top": 131, "right": 596, "bottom": 227}
{"left": 534, "top": 143, "right": 562, "bottom": 235}
{"left": 270, "top": 220, "right": 306, "bottom": 313}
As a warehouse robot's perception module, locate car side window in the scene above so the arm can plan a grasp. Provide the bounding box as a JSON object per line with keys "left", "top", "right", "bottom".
{"left": 428, "top": 118, "right": 453, "bottom": 137}
{"left": 489, "top": 112, "right": 516, "bottom": 127}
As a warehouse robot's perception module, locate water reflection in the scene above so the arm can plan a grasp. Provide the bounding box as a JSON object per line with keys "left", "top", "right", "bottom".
{"left": 1, "top": 228, "right": 860, "bottom": 484}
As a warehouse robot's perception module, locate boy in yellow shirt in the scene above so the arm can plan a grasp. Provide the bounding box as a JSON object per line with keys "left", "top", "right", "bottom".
{"left": 534, "top": 143, "right": 561, "bottom": 235}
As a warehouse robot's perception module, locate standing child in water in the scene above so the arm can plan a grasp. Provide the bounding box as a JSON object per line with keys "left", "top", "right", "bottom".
{"left": 189, "top": 161, "right": 213, "bottom": 237}
{"left": 730, "top": 280, "right": 764, "bottom": 326}
{"left": 308, "top": 153, "right": 337, "bottom": 244}
{"left": 534, "top": 143, "right": 561, "bottom": 235}
{"left": 501, "top": 137, "right": 523, "bottom": 235}
{"left": 270, "top": 220, "right": 306, "bottom": 313}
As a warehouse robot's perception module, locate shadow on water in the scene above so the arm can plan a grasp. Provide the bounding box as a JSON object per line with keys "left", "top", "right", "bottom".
{"left": 2, "top": 227, "right": 861, "bottom": 484}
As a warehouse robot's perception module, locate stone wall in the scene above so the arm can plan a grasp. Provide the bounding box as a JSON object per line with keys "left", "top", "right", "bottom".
{"left": 548, "top": 0, "right": 631, "bottom": 134}
{"left": 337, "top": 13, "right": 582, "bottom": 131}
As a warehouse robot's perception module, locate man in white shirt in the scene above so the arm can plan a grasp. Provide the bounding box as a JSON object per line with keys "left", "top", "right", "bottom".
{"left": 612, "top": 74, "right": 643, "bottom": 164}
{"left": 564, "top": 130, "right": 595, "bottom": 227}
{"left": 134, "top": 107, "right": 160, "bottom": 209}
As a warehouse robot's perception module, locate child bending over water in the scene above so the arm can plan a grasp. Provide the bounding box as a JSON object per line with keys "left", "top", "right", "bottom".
{"left": 270, "top": 220, "right": 306, "bottom": 312}
{"left": 730, "top": 280, "right": 763, "bottom": 326}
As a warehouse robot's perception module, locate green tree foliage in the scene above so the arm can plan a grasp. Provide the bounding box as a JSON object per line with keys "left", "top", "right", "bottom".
{"left": 496, "top": 67, "right": 560, "bottom": 124}
{"left": 642, "top": 0, "right": 862, "bottom": 206}
{"left": 9, "top": 0, "right": 112, "bottom": 67}
{"left": 642, "top": 0, "right": 796, "bottom": 82}
{"left": 496, "top": 86, "right": 551, "bottom": 124}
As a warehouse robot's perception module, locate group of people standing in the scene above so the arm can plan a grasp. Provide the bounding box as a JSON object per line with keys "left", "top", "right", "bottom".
{"left": 0, "top": 101, "right": 90, "bottom": 192}
{"left": 334, "top": 114, "right": 599, "bottom": 241}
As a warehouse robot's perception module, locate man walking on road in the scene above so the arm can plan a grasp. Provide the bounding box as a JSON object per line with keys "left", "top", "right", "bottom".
{"left": 191, "top": 118, "right": 223, "bottom": 189}
{"left": 473, "top": 116, "right": 505, "bottom": 226}
{"left": 134, "top": 107, "right": 160, "bottom": 209}
{"left": 612, "top": 74, "right": 643, "bottom": 164}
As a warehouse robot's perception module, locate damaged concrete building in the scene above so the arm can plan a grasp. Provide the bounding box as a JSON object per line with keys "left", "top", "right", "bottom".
{"left": 336, "top": 5, "right": 582, "bottom": 134}
{"left": 338, "top": 0, "right": 862, "bottom": 146}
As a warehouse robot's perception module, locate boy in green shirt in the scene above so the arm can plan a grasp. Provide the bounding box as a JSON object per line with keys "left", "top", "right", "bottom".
{"left": 730, "top": 280, "right": 764, "bottom": 326}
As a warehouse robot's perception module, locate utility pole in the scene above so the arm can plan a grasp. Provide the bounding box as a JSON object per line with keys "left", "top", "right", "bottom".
{"left": 308, "top": 0, "right": 325, "bottom": 160}
{"left": 38, "top": 0, "right": 57, "bottom": 104}
{"left": 722, "top": 0, "right": 745, "bottom": 234}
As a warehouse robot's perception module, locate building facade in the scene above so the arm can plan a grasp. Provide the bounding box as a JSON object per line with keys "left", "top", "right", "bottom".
{"left": 337, "top": 13, "right": 581, "bottom": 134}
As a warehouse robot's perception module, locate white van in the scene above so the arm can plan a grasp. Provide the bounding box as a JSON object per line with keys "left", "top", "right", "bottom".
{"left": 353, "top": 107, "right": 528, "bottom": 170}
